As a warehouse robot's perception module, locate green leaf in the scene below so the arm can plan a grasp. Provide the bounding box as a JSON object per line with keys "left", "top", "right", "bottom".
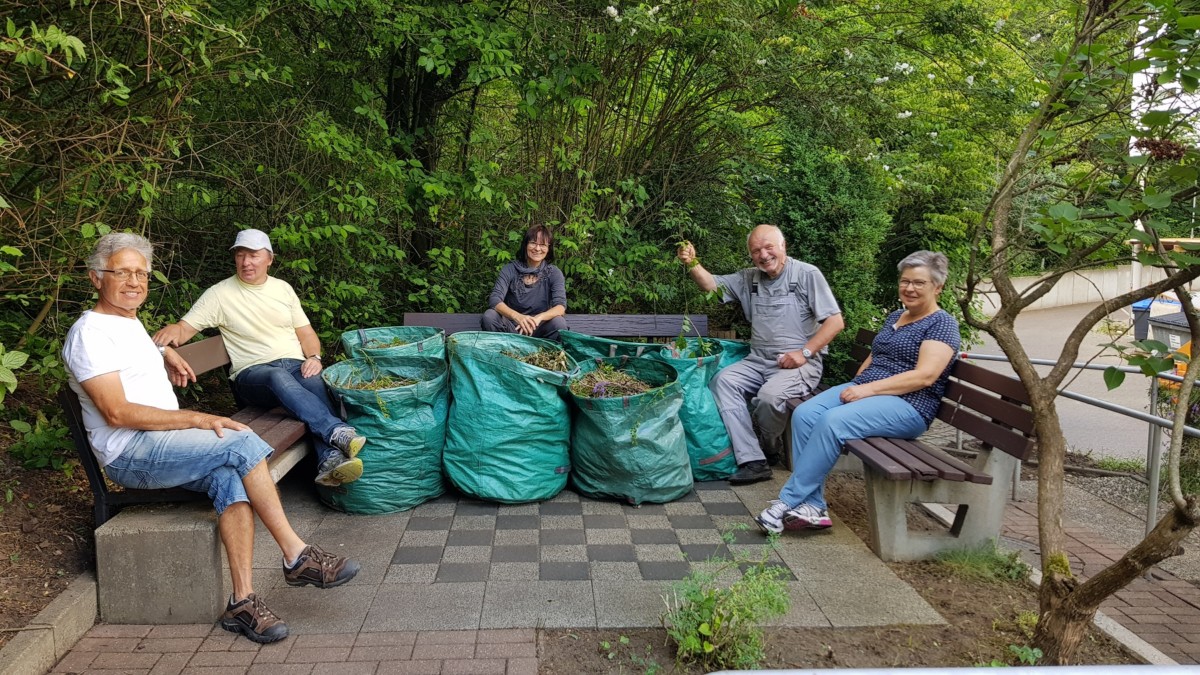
{"left": 1143, "top": 192, "right": 1174, "bottom": 209}
{"left": 1, "top": 351, "right": 28, "bottom": 369}
{"left": 9, "top": 419, "right": 31, "bottom": 433}
{"left": 0, "top": 195, "right": 9, "bottom": 209}
{"left": 703, "top": 641, "right": 715, "bottom": 653}
{"left": 1105, "top": 199, "right": 1134, "bottom": 217}
{"left": 1177, "top": 15, "right": 1200, "bottom": 30}
{"left": 1103, "top": 366, "right": 1125, "bottom": 390}
{"left": 1047, "top": 203, "right": 1080, "bottom": 221}
{"left": 1141, "top": 110, "right": 1172, "bottom": 127}
{"left": 698, "top": 622, "right": 712, "bottom": 636}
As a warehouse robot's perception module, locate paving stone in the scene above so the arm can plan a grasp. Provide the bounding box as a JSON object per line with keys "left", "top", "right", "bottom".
{"left": 630, "top": 528, "right": 678, "bottom": 544}
{"left": 540, "top": 515, "right": 584, "bottom": 529}
{"left": 495, "top": 515, "right": 539, "bottom": 530}
{"left": 373, "top": 661, "right": 441, "bottom": 674}
{"left": 488, "top": 563, "right": 540, "bottom": 581}
{"left": 447, "top": 530, "right": 495, "bottom": 546}
{"left": 455, "top": 502, "right": 500, "bottom": 516}
{"left": 626, "top": 515, "right": 671, "bottom": 529}
{"left": 347, "top": 645, "right": 415, "bottom": 661}
{"left": 187, "top": 650, "right": 258, "bottom": 667}
{"left": 582, "top": 515, "right": 625, "bottom": 529}
{"left": 622, "top": 503, "right": 666, "bottom": 514}
{"left": 585, "top": 528, "right": 633, "bottom": 545}
{"left": 480, "top": 581, "right": 595, "bottom": 628}
{"left": 150, "top": 651, "right": 192, "bottom": 675}
{"left": 137, "top": 638, "right": 205, "bottom": 653}
{"left": 539, "top": 502, "right": 583, "bottom": 516}
{"left": 364, "top": 583, "right": 484, "bottom": 631}
{"left": 452, "top": 515, "right": 497, "bottom": 530}
{"left": 496, "top": 504, "right": 538, "bottom": 516}
{"left": 147, "top": 626, "right": 212, "bottom": 639}
{"left": 507, "top": 657, "right": 538, "bottom": 675}
{"left": 634, "top": 544, "right": 685, "bottom": 562}
{"left": 539, "top": 562, "right": 590, "bottom": 581}
{"left": 398, "top": 530, "right": 449, "bottom": 547}
{"left": 392, "top": 546, "right": 443, "bottom": 564}
{"left": 703, "top": 501, "right": 751, "bottom": 516}
{"left": 492, "top": 529, "right": 538, "bottom": 546}
{"left": 540, "top": 545, "right": 588, "bottom": 562}
{"left": 407, "top": 516, "right": 453, "bottom": 531}
{"left": 88, "top": 625, "right": 154, "bottom": 639}
{"left": 638, "top": 561, "right": 691, "bottom": 580}
{"left": 581, "top": 501, "right": 624, "bottom": 515}
{"left": 491, "top": 545, "right": 539, "bottom": 562}
{"left": 539, "top": 529, "right": 585, "bottom": 545}
{"left": 589, "top": 561, "right": 642, "bottom": 581}
{"left": 674, "top": 529, "right": 724, "bottom": 545}
{"left": 476, "top": 628, "right": 535, "bottom": 643}
{"left": 679, "top": 543, "right": 733, "bottom": 563}
{"left": 384, "top": 563, "right": 438, "bottom": 584}
{"left": 664, "top": 502, "right": 708, "bottom": 516}
{"left": 90, "top": 652, "right": 163, "bottom": 669}
{"left": 586, "top": 545, "right": 637, "bottom": 562}
{"left": 594, "top": 580, "right": 671, "bottom": 628}
{"left": 440, "top": 658, "right": 507, "bottom": 674}
{"left": 443, "top": 546, "right": 493, "bottom": 563}
{"left": 261, "top": 585, "right": 376, "bottom": 634}
{"left": 354, "top": 631, "right": 418, "bottom": 647}
{"left": 310, "top": 662, "right": 376, "bottom": 675}
{"left": 414, "top": 630, "right": 477, "bottom": 645}
{"left": 436, "top": 563, "right": 492, "bottom": 582}
{"left": 411, "top": 642, "right": 474, "bottom": 660}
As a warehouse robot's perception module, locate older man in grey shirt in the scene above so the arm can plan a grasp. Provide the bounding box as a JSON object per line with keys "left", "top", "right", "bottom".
{"left": 677, "top": 225, "right": 844, "bottom": 484}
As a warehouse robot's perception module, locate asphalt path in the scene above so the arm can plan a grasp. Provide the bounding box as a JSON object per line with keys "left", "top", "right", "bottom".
{"left": 967, "top": 303, "right": 1162, "bottom": 462}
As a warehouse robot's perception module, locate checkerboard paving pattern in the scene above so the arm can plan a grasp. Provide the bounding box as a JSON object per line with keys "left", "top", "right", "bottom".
{"left": 388, "top": 481, "right": 796, "bottom": 584}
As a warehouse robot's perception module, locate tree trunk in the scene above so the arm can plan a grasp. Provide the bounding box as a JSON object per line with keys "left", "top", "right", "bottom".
{"left": 1033, "top": 497, "right": 1200, "bottom": 663}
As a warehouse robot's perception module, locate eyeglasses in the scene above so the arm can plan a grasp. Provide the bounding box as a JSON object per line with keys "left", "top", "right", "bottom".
{"left": 898, "top": 279, "right": 929, "bottom": 289}
{"left": 99, "top": 269, "right": 150, "bottom": 282}
{"left": 528, "top": 242, "right": 549, "bottom": 249}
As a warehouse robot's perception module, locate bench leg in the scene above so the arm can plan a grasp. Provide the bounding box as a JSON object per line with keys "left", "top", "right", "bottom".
{"left": 862, "top": 450, "right": 1019, "bottom": 561}
{"left": 95, "top": 502, "right": 223, "bottom": 624}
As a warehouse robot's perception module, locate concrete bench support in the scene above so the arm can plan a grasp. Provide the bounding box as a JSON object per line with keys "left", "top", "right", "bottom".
{"left": 95, "top": 502, "right": 222, "bottom": 624}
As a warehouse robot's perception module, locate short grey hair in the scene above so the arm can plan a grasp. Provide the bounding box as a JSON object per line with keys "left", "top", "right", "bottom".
{"left": 746, "top": 224, "right": 785, "bottom": 245}
{"left": 87, "top": 233, "right": 154, "bottom": 275}
{"left": 898, "top": 250, "right": 949, "bottom": 287}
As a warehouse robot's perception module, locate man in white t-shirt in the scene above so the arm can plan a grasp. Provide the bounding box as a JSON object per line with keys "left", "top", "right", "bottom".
{"left": 154, "top": 229, "right": 365, "bottom": 488}
{"left": 63, "top": 233, "right": 360, "bottom": 644}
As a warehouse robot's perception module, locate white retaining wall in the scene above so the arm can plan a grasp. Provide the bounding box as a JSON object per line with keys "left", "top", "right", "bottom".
{"left": 973, "top": 265, "right": 1191, "bottom": 316}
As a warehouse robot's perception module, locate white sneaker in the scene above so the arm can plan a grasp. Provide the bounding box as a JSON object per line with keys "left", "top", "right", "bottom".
{"left": 755, "top": 500, "right": 790, "bottom": 534}
{"left": 784, "top": 503, "right": 832, "bottom": 530}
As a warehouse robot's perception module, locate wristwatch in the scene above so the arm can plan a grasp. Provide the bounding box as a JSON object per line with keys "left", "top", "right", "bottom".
{"left": 307, "top": 354, "right": 322, "bottom": 361}
{"left": 801, "top": 348, "right": 813, "bottom": 359}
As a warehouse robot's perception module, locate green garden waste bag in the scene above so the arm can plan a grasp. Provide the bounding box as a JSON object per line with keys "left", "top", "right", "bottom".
{"left": 568, "top": 357, "right": 692, "bottom": 504}
{"left": 648, "top": 339, "right": 736, "bottom": 481}
{"left": 444, "top": 332, "right": 577, "bottom": 503}
{"left": 561, "top": 330, "right": 657, "bottom": 361}
{"left": 341, "top": 326, "right": 445, "bottom": 360}
{"left": 318, "top": 355, "right": 447, "bottom": 514}
{"left": 711, "top": 338, "right": 751, "bottom": 370}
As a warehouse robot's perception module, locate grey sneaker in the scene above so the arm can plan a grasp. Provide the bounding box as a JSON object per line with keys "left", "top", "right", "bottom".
{"left": 219, "top": 593, "right": 289, "bottom": 644}
{"left": 329, "top": 426, "right": 366, "bottom": 458}
{"left": 755, "top": 499, "right": 790, "bottom": 534}
{"left": 314, "top": 454, "right": 363, "bottom": 487}
{"left": 784, "top": 503, "right": 833, "bottom": 530}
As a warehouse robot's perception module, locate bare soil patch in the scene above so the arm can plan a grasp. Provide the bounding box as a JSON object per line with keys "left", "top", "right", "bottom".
{"left": 538, "top": 473, "right": 1137, "bottom": 673}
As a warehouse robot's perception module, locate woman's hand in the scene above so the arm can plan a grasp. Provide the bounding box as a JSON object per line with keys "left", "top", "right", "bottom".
{"left": 514, "top": 313, "right": 541, "bottom": 335}
{"left": 839, "top": 383, "right": 874, "bottom": 403}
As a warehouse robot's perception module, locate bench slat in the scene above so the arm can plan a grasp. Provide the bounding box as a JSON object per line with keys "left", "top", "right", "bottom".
{"left": 936, "top": 403, "right": 1034, "bottom": 460}
{"left": 943, "top": 379, "right": 1036, "bottom": 435}
{"left": 174, "top": 335, "right": 231, "bottom": 376}
{"left": 892, "top": 438, "right": 992, "bottom": 484}
{"left": 864, "top": 437, "right": 941, "bottom": 480}
{"left": 844, "top": 439, "right": 913, "bottom": 479}
{"left": 402, "top": 313, "right": 707, "bottom": 337}
{"left": 234, "top": 407, "right": 308, "bottom": 458}
{"left": 952, "top": 360, "right": 1033, "bottom": 405}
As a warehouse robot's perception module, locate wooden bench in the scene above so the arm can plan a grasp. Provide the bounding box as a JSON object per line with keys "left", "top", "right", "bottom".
{"left": 58, "top": 335, "right": 313, "bottom": 624}
{"left": 402, "top": 312, "right": 708, "bottom": 338}
{"left": 789, "top": 329, "right": 1036, "bottom": 562}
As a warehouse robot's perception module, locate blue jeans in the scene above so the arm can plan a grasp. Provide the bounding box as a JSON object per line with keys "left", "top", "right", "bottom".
{"left": 779, "top": 383, "right": 927, "bottom": 511}
{"left": 106, "top": 429, "right": 272, "bottom": 515}
{"left": 233, "top": 358, "right": 343, "bottom": 465}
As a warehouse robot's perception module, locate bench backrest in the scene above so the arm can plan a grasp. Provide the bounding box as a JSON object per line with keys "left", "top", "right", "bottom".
{"left": 854, "top": 328, "right": 1035, "bottom": 460}
{"left": 402, "top": 313, "right": 708, "bottom": 338}
{"left": 174, "top": 335, "right": 231, "bottom": 376}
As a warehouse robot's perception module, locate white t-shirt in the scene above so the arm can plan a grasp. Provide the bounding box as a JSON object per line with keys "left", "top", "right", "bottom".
{"left": 62, "top": 311, "right": 179, "bottom": 466}
{"left": 180, "top": 276, "right": 310, "bottom": 379}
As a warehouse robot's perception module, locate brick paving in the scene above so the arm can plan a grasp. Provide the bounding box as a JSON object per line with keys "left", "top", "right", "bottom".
{"left": 52, "top": 626, "right": 537, "bottom": 675}
{"left": 1003, "top": 500, "right": 1200, "bottom": 664}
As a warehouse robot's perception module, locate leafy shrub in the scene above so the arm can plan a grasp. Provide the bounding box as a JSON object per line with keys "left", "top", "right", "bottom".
{"left": 8, "top": 410, "right": 75, "bottom": 474}
{"left": 661, "top": 543, "right": 790, "bottom": 671}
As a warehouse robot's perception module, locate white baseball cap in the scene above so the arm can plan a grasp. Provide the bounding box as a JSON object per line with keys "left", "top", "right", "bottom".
{"left": 230, "top": 229, "right": 273, "bottom": 254}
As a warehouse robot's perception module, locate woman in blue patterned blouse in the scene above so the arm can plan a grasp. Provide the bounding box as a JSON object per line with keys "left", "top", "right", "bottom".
{"left": 755, "top": 251, "right": 961, "bottom": 534}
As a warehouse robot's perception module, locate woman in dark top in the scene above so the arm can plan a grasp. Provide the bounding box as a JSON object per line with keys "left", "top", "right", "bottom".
{"left": 755, "top": 250, "right": 961, "bottom": 534}
{"left": 481, "top": 225, "right": 568, "bottom": 341}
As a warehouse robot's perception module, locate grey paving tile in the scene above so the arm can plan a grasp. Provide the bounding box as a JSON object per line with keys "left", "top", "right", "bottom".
{"left": 336, "top": 538, "right": 401, "bottom": 586}
{"left": 585, "top": 528, "right": 632, "bottom": 545}
{"left": 443, "top": 546, "right": 492, "bottom": 563}
{"left": 626, "top": 515, "right": 671, "bottom": 529}
{"left": 806, "top": 580, "right": 943, "bottom": 627}
{"left": 634, "top": 544, "right": 685, "bottom": 562}
{"left": 540, "top": 562, "right": 590, "bottom": 580}
{"left": 447, "top": 529, "right": 494, "bottom": 546}
{"left": 581, "top": 501, "right": 624, "bottom": 515}
{"left": 365, "top": 583, "right": 485, "bottom": 631}
{"left": 694, "top": 480, "right": 732, "bottom": 491}
{"left": 675, "top": 529, "right": 724, "bottom": 545}
{"left": 586, "top": 544, "right": 637, "bottom": 562}
{"left": 698, "top": 489, "right": 741, "bottom": 503}
{"left": 496, "top": 504, "right": 539, "bottom": 515}
{"left": 547, "top": 490, "right": 581, "bottom": 503}
{"left": 664, "top": 502, "right": 708, "bottom": 516}
{"left": 264, "top": 584, "right": 376, "bottom": 634}
{"left": 760, "top": 583, "right": 831, "bottom": 628}
{"left": 704, "top": 501, "right": 751, "bottom": 516}
{"left": 541, "top": 544, "right": 588, "bottom": 562}
{"left": 436, "top": 563, "right": 491, "bottom": 582}
{"left": 383, "top": 564, "right": 437, "bottom": 584}
{"left": 392, "top": 546, "right": 442, "bottom": 564}
{"left": 680, "top": 544, "right": 733, "bottom": 563}
{"left": 594, "top": 581, "right": 669, "bottom": 628}
{"left": 540, "top": 501, "right": 583, "bottom": 516}
{"left": 668, "top": 514, "right": 715, "bottom": 529}
{"left": 630, "top": 529, "right": 677, "bottom": 544}
{"left": 409, "top": 501, "right": 456, "bottom": 517}
{"left": 540, "top": 529, "right": 585, "bottom": 545}
{"left": 455, "top": 501, "right": 499, "bottom": 516}
{"left": 496, "top": 515, "right": 539, "bottom": 530}
{"left": 691, "top": 559, "right": 745, "bottom": 583}
{"left": 674, "top": 490, "right": 701, "bottom": 502}
{"left": 493, "top": 529, "right": 538, "bottom": 546}
{"left": 489, "top": 562, "right": 540, "bottom": 581}
{"left": 726, "top": 526, "right": 769, "bottom": 545}
{"left": 622, "top": 503, "right": 666, "bottom": 514}
{"left": 399, "top": 530, "right": 449, "bottom": 547}
{"left": 540, "top": 515, "right": 584, "bottom": 529}
{"left": 481, "top": 581, "right": 596, "bottom": 628}
{"left": 452, "top": 515, "right": 497, "bottom": 530}
{"left": 313, "top": 512, "right": 408, "bottom": 541}
{"left": 582, "top": 515, "right": 626, "bottom": 529}
{"left": 589, "top": 561, "right": 642, "bottom": 581}
{"left": 639, "top": 561, "right": 691, "bottom": 580}
{"left": 739, "top": 560, "right": 796, "bottom": 581}
{"left": 491, "top": 545, "right": 539, "bottom": 562}
{"left": 408, "top": 516, "right": 453, "bottom": 530}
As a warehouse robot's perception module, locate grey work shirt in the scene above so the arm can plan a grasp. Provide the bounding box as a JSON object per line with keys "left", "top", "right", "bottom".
{"left": 713, "top": 258, "right": 840, "bottom": 356}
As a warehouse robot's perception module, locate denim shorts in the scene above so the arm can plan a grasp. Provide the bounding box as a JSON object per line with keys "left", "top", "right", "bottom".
{"left": 105, "top": 428, "right": 273, "bottom": 515}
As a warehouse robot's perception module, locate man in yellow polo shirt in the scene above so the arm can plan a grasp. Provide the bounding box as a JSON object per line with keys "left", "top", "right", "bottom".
{"left": 154, "top": 229, "right": 365, "bottom": 487}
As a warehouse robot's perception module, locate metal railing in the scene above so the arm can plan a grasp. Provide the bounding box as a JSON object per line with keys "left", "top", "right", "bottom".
{"left": 960, "top": 351, "right": 1192, "bottom": 537}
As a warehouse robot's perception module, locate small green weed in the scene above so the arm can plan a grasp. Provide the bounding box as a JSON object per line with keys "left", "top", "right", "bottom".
{"left": 978, "top": 644, "right": 1043, "bottom": 667}
{"left": 1015, "top": 609, "right": 1039, "bottom": 639}
{"left": 8, "top": 410, "right": 75, "bottom": 475}
{"left": 661, "top": 535, "right": 790, "bottom": 671}
{"left": 1094, "top": 457, "right": 1146, "bottom": 473}
{"left": 597, "top": 634, "right": 661, "bottom": 673}
{"left": 935, "top": 541, "right": 1030, "bottom": 583}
